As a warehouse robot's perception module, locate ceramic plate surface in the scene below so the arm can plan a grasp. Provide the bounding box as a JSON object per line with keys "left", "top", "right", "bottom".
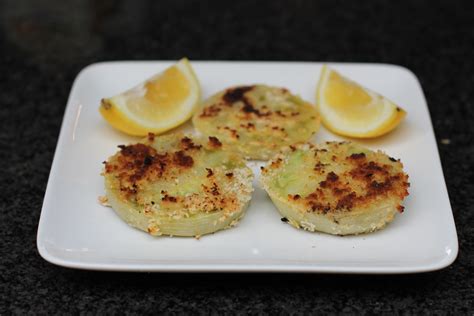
{"left": 37, "top": 61, "right": 458, "bottom": 273}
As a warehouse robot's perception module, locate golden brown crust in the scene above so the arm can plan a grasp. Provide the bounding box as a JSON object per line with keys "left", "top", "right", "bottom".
{"left": 262, "top": 141, "right": 409, "bottom": 215}
{"left": 105, "top": 136, "right": 208, "bottom": 190}
{"left": 193, "top": 85, "right": 320, "bottom": 160}
{"left": 198, "top": 85, "right": 305, "bottom": 122}
{"left": 104, "top": 134, "right": 252, "bottom": 216}
{"left": 207, "top": 136, "right": 222, "bottom": 148}
{"left": 304, "top": 158, "right": 409, "bottom": 214}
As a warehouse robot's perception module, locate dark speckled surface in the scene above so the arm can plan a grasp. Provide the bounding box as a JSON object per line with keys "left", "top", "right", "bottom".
{"left": 1, "top": 0, "right": 473, "bottom": 314}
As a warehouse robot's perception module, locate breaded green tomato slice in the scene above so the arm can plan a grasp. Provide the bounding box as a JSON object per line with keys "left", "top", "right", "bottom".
{"left": 192, "top": 85, "right": 320, "bottom": 160}
{"left": 102, "top": 133, "right": 254, "bottom": 237}
{"left": 260, "top": 141, "right": 409, "bottom": 235}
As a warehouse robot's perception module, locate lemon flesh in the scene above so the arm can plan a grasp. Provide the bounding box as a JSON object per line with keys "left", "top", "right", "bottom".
{"left": 100, "top": 58, "right": 200, "bottom": 136}
{"left": 316, "top": 65, "right": 406, "bottom": 138}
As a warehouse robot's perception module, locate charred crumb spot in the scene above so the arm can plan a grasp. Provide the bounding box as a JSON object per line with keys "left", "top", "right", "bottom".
{"left": 148, "top": 133, "right": 155, "bottom": 142}
{"left": 102, "top": 161, "right": 107, "bottom": 164}
{"left": 397, "top": 205, "right": 405, "bottom": 213}
{"left": 206, "top": 168, "right": 214, "bottom": 177}
{"left": 223, "top": 86, "right": 255, "bottom": 104}
{"left": 309, "top": 201, "right": 332, "bottom": 214}
{"left": 173, "top": 151, "right": 194, "bottom": 167}
{"left": 221, "top": 126, "right": 240, "bottom": 139}
{"left": 117, "top": 143, "right": 156, "bottom": 157}
{"left": 369, "top": 180, "right": 392, "bottom": 191}
{"left": 333, "top": 218, "right": 340, "bottom": 224}
{"left": 199, "top": 104, "right": 222, "bottom": 118}
{"left": 151, "top": 201, "right": 155, "bottom": 205}
{"left": 350, "top": 161, "right": 389, "bottom": 180}
{"left": 240, "top": 98, "right": 272, "bottom": 118}
{"left": 288, "top": 194, "right": 301, "bottom": 200}
{"left": 389, "top": 157, "right": 397, "bottom": 162}
{"left": 208, "top": 136, "right": 222, "bottom": 148}
{"left": 143, "top": 155, "right": 154, "bottom": 166}
{"left": 162, "top": 194, "right": 177, "bottom": 203}
{"left": 240, "top": 122, "right": 256, "bottom": 130}
{"left": 319, "top": 172, "right": 339, "bottom": 188}
{"left": 349, "top": 153, "right": 366, "bottom": 160}
{"left": 336, "top": 192, "right": 357, "bottom": 210}
{"left": 291, "top": 112, "right": 300, "bottom": 116}
{"left": 275, "top": 110, "right": 286, "bottom": 118}
{"left": 289, "top": 145, "right": 297, "bottom": 152}
{"left": 241, "top": 98, "right": 260, "bottom": 115}
{"left": 396, "top": 107, "right": 401, "bottom": 112}
{"left": 331, "top": 155, "right": 337, "bottom": 161}
{"left": 181, "top": 136, "right": 202, "bottom": 150}
{"left": 271, "top": 126, "right": 285, "bottom": 132}
{"left": 281, "top": 217, "right": 289, "bottom": 223}
{"left": 314, "top": 162, "right": 327, "bottom": 171}
{"left": 327, "top": 171, "right": 339, "bottom": 182}
{"left": 210, "top": 183, "right": 220, "bottom": 196}
{"left": 260, "top": 166, "right": 265, "bottom": 171}
{"left": 225, "top": 172, "right": 234, "bottom": 179}
{"left": 333, "top": 187, "right": 348, "bottom": 195}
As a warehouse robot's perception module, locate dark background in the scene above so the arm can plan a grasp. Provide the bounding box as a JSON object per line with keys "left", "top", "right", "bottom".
{"left": 1, "top": 0, "right": 473, "bottom": 314}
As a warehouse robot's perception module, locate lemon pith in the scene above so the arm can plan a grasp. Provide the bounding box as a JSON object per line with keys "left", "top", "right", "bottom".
{"left": 99, "top": 58, "right": 200, "bottom": 136}
{"left": 316, "top": 65, "right": 406, "bottom": 138}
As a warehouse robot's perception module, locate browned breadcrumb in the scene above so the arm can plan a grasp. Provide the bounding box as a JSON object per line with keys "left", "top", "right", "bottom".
{"left": 180, "top": 136, "right": 202, "bottom": 150}
{"left": 98, "top": 195, "right": 110, "bottom": 206}
{"left": 222, "top": 86, "right": 254, "bottom": 104}
{"left": 265, "top": 142, "right": 409, "bottom": 215}
{"left": 208, "top": 136, "right": 222, "bottom": 148}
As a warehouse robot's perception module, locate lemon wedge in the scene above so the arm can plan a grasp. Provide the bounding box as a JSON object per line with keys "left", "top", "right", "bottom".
{"left": 316, "top": 65, "right": 406, "bottom": 138}
{"left": 100, "top": 58, "right": 200, "bottom": 136}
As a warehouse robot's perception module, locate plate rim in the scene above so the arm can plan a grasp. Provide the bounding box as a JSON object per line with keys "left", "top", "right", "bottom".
{"left": 37, "top": 60, "right": 459, "bottom": 273}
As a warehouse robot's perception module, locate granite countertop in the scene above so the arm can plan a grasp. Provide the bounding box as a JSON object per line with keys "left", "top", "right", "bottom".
{"left": 1, "top": 0, "right": 473, "bottom": 313}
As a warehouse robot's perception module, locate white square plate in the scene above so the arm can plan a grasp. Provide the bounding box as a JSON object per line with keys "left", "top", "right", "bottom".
{"left": 37, "top": 61, "right": 458, "bottom": 273}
